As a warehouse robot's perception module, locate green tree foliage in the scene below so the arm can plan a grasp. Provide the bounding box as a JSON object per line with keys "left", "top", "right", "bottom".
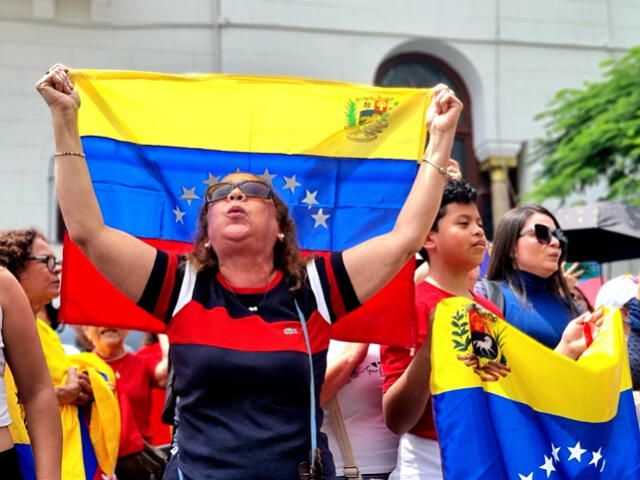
{"left": 529, "top": 47, "right": 640, "bottom": 206}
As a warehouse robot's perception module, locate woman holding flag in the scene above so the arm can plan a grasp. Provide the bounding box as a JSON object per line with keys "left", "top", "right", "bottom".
{"left": 37, "top": 63, "right": 462, "bottom": 479}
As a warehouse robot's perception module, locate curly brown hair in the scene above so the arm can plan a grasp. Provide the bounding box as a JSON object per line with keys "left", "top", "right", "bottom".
{"left": 0, "top": 229, "right": 46, "bottom": 276}
{"left": 186, "top": 175, "right": 308, "bottom": 290}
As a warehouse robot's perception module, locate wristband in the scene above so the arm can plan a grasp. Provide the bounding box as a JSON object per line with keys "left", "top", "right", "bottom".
{"left": 54, "top": 152, "right": 86, "bottom": 158}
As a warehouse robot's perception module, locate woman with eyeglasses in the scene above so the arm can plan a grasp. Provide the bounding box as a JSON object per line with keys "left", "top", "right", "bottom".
{"left": 0, "top": 229, "right": 120, "bottom": 478}
{"left": 37, "top": 63, "right": 462, "bottom": 479}
{"left": 486, "top": 206, "right": 602, "bottom": 359}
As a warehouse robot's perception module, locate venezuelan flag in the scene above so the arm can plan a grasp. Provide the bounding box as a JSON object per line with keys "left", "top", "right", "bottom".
{"left": 60, "top": 70, "right": 432, "bottom": 344}
{"left": 5, "top": 321, "right": 119, "bottom": 480}
{"left": 430, "top": 298, "right": 640, "bottom": 480}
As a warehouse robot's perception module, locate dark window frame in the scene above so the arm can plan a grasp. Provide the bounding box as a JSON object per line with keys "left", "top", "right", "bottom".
{"left": 374, "top": 52, "right": 492, "bottom": 235}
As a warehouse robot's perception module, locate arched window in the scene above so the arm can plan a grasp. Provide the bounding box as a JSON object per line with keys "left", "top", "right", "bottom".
{"left": 374, "top": 53, "right": 492, "bottom": 234}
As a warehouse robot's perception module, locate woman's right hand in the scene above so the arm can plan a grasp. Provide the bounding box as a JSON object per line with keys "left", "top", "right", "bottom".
{"left": 35, "top": 63, "right": 80, "bottom": 113}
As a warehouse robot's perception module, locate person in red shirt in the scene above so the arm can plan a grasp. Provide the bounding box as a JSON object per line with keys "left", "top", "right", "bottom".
{"left": 136, "top": 333, "right": 172, "bottom": 447}
{"left": 85, "top": 326, "right": 168, "bottom": 479}
{"left": 381, "top": 179, "right": 505, "bottom": 479}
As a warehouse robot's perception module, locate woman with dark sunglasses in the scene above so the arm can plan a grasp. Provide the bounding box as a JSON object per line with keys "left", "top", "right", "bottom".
{"left": 487, "top": 205, "right": 602, "bottom": 359}
{"left": 37, "top": 64, "right": 463, "bottom": 479}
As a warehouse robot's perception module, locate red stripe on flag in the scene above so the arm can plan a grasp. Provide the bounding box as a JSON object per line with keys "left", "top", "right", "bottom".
{"left": 330, "top": 259, "right": 416, "bottom": 347}
{"left": 59, "top": 234, "right": 190, "bottom": 332}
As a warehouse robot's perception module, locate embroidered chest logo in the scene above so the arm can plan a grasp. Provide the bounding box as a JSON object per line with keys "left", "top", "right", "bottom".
{"left": 451, "top": 304, "right": 510, "bottom": 381}
{"left": 283, "top": 327, "right": 299, "bottom": 335}
{"left": 344, "top": 96, "right": 398, "bottom": 142}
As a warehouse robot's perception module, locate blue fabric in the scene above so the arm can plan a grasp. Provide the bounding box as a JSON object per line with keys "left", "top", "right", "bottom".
{"left": 82, "top": 136, "right": 418, "bottom": 251}
{"left": 433, "top": 387, "right": 640, "bottom": 480}
{"left": 499, "top": 271, "right": 571, "bottom": 349}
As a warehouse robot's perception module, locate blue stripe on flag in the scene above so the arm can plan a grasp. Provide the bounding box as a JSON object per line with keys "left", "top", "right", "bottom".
{"left": 15, "top": 443, "right": 35, "bottom": 480}
{"left": 81, "top": 136, "right": 418, "bottom": 251}
{"left": 78, "top": 409, "right": 98, "bottom": 479}
{"left": 433, "top": 388, "right": 640, "bottom": 479}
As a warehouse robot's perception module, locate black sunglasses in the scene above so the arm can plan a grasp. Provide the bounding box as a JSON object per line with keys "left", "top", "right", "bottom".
{"left": 519, "top": 224, "right": 568, "bottom": 249}
{"left": 26, "top": 254, "right": 61, "bottom": 272}
{"left": 205, "top": 181, "right": 273, "bottom": 204}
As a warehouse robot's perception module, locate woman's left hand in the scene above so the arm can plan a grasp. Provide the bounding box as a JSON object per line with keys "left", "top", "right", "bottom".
{"left": 562, "top": 262, "right": 585, "bottom": 290}
{"left": 555, "top": 308, "right": 604, "bottom": 360}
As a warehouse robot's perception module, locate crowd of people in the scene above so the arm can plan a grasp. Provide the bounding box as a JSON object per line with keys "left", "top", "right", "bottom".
{"left": 0, "top": 63, "right": 636, "bottom": 479}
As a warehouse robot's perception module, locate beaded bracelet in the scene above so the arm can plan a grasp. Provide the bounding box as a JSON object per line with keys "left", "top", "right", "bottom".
{"left": 54, "top": 152, "right": 86, "bottom": 158}
{"left": 422, "top": 157, "right": 448, "bottom": 177}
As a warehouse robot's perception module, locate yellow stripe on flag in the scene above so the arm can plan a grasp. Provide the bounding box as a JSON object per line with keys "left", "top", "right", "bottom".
{"left": 70, "top": 70, "right": 431, "bottom": 161}
{"left": 430, "top": 298, "right": 630, "bottom": 423}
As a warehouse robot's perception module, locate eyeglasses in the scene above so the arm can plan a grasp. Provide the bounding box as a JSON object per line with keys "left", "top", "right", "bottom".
{"left": 519, "top": 224, "right": 568, "bottom": 249}
{"left": 26, "top": 254, "right": 61, "bottom": 272}
{"left": 205, "top": 181, "right": 273, "bottom": 204}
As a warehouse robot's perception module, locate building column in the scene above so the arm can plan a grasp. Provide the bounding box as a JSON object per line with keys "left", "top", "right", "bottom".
{"left": 481, "top": 156, "right": 517, "bottom": 229}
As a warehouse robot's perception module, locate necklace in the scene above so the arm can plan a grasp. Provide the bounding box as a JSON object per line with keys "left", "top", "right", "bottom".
{"left": 223, "top": 272, "right": 276, "bottom": 313}
{"left": 229, "top": 287, "right": 270, "bottom": 312}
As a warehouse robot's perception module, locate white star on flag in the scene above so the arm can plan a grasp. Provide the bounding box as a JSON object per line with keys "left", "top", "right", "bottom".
{"left": 311, "top": 208, "right": 330, "bottom": 229}
{"left": 550, "top": 443, "right": 560, "bottom": 462}
{"left": 302, "top": 189, "right": 319, "bottom": 209}
{"left": 589, "top": 448, "right": 603, "bottom": 467}
{"left": 282, "top": 174, "right": 301, "bottom": 193}
{"left": 172, "top": 205, "right": 186, "bottom": 224}
{"left": 259, "top": 168, "right": 277, "bottom": 184}
{"left": 180, "top": 186, "right": 200, "bottom": 206}
{"left": 518, "top": 473, "right": 533, "bottom": 480}
{"left": 202, "top": 172, "right": 221, "bottom": 187}
{"left": 567, "top": 441, "right": 587, "bottom": 462}
{"left": 539, "top": 455, "right": 556, "bottom": 478}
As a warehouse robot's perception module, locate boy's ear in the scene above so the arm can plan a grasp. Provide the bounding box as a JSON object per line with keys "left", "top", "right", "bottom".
{"left": 423, "top": 231, "right": 437, "bottom": 252}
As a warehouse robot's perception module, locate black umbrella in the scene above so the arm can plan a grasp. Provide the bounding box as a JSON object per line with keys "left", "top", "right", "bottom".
{"left": 555, "top": 201, "right": 640, "bottom": 263}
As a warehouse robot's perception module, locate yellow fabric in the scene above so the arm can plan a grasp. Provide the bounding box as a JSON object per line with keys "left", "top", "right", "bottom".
{"left": 68, "top": 352, "right": 120, "bottom": 471}
{"left": 6, "top": 319, "right": 120, "bottom": 479}
{"left": 430, "top": 298, "right": 630, "bottom": 423}
{"left": 4, "top": 368, "right": 28, "bottom": 444}
{"left": 69, "top": 70, "right": 431, "bottom": 161}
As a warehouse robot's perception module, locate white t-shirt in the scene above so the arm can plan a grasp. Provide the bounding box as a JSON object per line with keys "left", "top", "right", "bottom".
{"left": 0, "top": 306, "right": 11, "bottom": 427}
{"left": 322, "top": 342, "right": 399, "bottom": 475}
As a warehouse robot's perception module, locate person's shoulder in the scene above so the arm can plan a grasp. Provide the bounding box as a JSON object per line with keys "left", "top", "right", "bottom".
{"left": 474, "top": 294, "right": 503, "bottom": 318}
{"left": 415, "top": 281, "right": 450, "bottom": 307}
{"left": 0, "top": 267, "right": 23, "bottom": 302}
{"left": 0, "top": 267, "right": 15, "bottom": 285}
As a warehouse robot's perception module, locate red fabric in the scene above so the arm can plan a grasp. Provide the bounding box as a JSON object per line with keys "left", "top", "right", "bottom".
{"left": 60, "top": 234, "right": 191, "bottom": 332}
{"left": 329, "top": 259, "right": 416, "bottom": 346}
{"left": 102, "top": 352, "right": 157, "bottom": 454}
{"left": 115, "top": 386, "right": 145, "bottom": 456}
{"left": 381, "top": 281, "right": 501, "bottom": 439}
{"left": 136, "top": 343, "right": 172, "bottom": 446}
{"left": 60, "top": 236, "right": 417, "bottom": 346}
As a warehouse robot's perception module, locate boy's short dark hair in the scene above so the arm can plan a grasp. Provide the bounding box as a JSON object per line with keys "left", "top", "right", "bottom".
{"left": 431, "top": 179, "right": 477, "bottom": 232}
{"left": 418, "top": 179, "right": 477, "bottom": 264}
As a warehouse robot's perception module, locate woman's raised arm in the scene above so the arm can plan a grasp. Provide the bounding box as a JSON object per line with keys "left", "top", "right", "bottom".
{"left": 36, "top": 64, "right": 156, "bottom": 303}
{"left": 342, "top": 84, "right": 462, "bottom": 303}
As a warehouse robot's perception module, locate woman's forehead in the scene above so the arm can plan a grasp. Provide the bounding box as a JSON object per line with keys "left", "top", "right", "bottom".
{"left": 523, "top": 212, "right": 555, "bottom": 228}
{"left": 220, "top": 172, "right": 262, "bottom": 183}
